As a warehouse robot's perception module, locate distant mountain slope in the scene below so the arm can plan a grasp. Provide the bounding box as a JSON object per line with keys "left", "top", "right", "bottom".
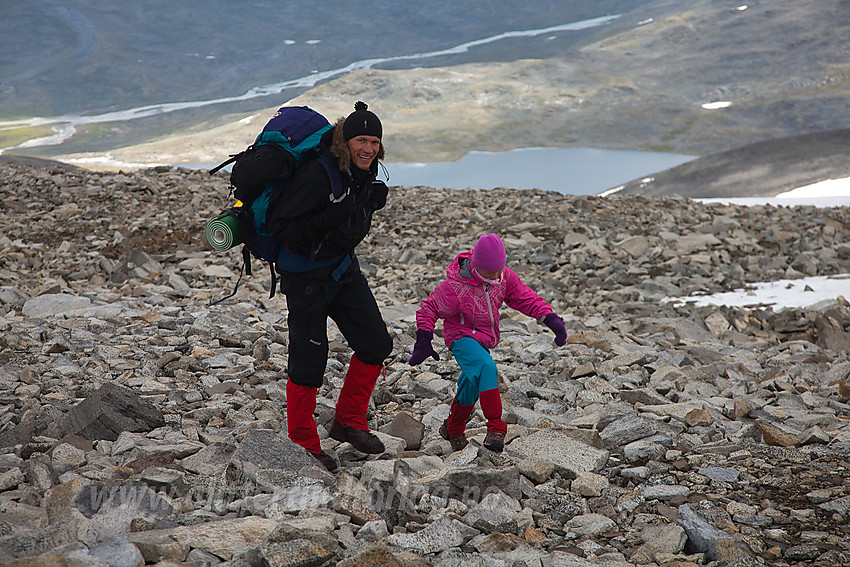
{"left": 1, "top": 1, "right": 634, "bottom": 117}
{"left": 46, "top": 0, "right": 850, "bottom": 169}
{"left": 14, "top": 128, "right": 849, "bottom": 200}
{"left": 614, "top": 129, "right": 850, "bottom": 198}
{"left": 10, "top": 0, "right": 850, "bottom": 199}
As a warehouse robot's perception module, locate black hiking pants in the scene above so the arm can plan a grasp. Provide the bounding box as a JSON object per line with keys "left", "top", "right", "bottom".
{"left": 281, "top": 259, "right": 393, "bottom": 387}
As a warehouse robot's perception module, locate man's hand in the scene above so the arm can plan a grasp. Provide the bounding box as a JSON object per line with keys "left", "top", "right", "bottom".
{"left": 369, "top": 180, "right": 389, "bottom": 210}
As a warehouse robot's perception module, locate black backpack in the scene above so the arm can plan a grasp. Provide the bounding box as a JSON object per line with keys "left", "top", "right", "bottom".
{"left": 206, "top": 106, "right": 343, "bottom": 304}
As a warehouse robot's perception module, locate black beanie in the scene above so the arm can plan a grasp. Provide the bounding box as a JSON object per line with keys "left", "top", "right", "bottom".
{"left": 342, "top": 101, "right": 382, "bottom": 141}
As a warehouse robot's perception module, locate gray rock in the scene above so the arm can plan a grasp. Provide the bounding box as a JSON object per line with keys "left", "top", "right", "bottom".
{"left": 0, "top": 467, "right": 24, "bottom": 491}
{"left": 630, "top": 523, "right": 687, "bottom": 564}
{"left": 89, "top": 536, "right": 145, "bottom": 567}
{"left": 21, "top": 293, "right": 92, "bottom": 318}
{"left": 570, "top": 472, "right": 608, "bottom": 497}
{"left": 336, "top": 544, "right": 405, "bottom": 567}
{"left": 510, "top": 429, "right": 608, "bottom": 478}
{"left": 462, "top": 491, "right": 521, "bottom": 533}
{"left": 540, "top": 551, "right": 606, "bottom": 566}
{"left": 565, "top": 513, "right": 617, "bottom": 536}
{"left": 414, "top": 463, "right": 522, "bottom": 503}
{"left": 380, "top": 412, "right": 425, "bottom": 451}
{"left": 599, "top": 414, "right": 658, "bottom": 447}
{"left": 53, "top": 479, "right": 174, "bottom": 543}
{"left": 0, "top": 520, "right": 79, "bottom": 561}
{"left": 642, "top": 484, "right": 691, "bottom": 502}
{"left": 676, "top": 503, "right": 733, "bottom": 562}
{"left": 354, "top": 520, "right": 389, "bottom": 542}
{"left": 259, "top": 533, "right": 338, "bottom": 567}
{"left": 622, "top": 439, "right": 666, "bottom": 462}
{"left": 387, "top": 516, "right": 472, "bottom": 555}
{"left": 58, "top": 382, "right": 166, "bottom": 442}
{"left": 224, "top": 429, "right": 317, "bottom": 490}
{"left": 819, "top": 495, "right": 850, "bottom": 516}
{"left": 517, "top": 458, "right": 554, "bottom": 484}
{"left": 178, "top": 441, "right": 237, "bottom": 476}
{"left": 698, "top": 466, "right": 740, "bottom": 483}
{"left": 50, "top": 443, "right": 87, "bottom": 475}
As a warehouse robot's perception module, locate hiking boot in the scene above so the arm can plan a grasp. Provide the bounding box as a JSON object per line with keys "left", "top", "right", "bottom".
{"left": 483, "top": 430, "right": 506, "bottom": 453}
{"left": 311, "top": 450, "right": 338, "bottom": 472}
{"left": 439, "top": 419, "right": 469, "bottom": 452}
{"left": 329, "top": 419, "right": 385, "bottom": 454}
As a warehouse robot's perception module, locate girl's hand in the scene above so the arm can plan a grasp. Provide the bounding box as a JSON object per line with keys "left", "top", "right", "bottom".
{"left": 543, "top": 313, "right": 567, "bottom": 346}
{"left": 408, "top": 329, "right": 439, "bottom": 365}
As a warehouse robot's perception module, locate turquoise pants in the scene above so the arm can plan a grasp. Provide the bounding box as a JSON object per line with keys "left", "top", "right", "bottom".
{"left": 450, "top": 337, "right": 499, "bottom": 405}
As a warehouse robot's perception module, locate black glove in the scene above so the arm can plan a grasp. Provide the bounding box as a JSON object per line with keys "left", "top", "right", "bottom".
{"left": 369, "top": 180, "right": 389, "bottom": 210}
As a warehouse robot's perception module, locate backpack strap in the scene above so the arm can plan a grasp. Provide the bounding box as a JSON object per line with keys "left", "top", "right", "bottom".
{"left": 208, "top": 254, "right": 247, "bottom": 307}
{"left": 266, "top": 260, "right": 277, "bottom": 299}
{"left": 209, "top": 245, "right": 280, "bottom": 304}
{"left": 243, "top": 241, "right": 278, "bottom": 300}
{"left": 242, "top": 246, "right": 253, "bottom": 277}
{"left": 314, "top": 154, "right": 345, "bottom": 200}
{"left": 233, "top": 152, "right": 347, "bottom": 300}
{"left": 209, "top": 154, "right": 238, "bottom": 176}
{"left": 330, "top": 254, "right": 352, "bottom": 281}
{"left": 316, "top": 154, "right": 354, "bottom": 281}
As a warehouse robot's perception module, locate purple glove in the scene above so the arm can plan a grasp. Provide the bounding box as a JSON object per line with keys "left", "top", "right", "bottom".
{"left": 408, "top": 329, "right": 439, "bottom": 365}
{"left": 543, "top": 313, "right": 567, "bottom": 347}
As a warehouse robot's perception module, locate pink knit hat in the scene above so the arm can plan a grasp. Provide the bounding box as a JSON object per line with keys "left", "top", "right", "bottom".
{"left": 472, "top": 233, "right": 506, "bottom": 272}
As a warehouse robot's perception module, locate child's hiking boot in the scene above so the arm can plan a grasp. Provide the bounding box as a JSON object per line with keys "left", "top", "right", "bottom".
{"left": 483, "top": 430, "right": 505, "bottom": 453}
{"left": 443, "top": 398, "right": 475, "bottom": 452}
{"left": 329, "top": 419, "right": 385, "bottom": 454}
{"left": 439, "top": 419, "right": 469, "bottom": 452}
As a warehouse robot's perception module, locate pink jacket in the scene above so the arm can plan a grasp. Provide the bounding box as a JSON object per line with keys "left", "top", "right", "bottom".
{"left": 416, "top": 250, "right": 554, "bottom": 349}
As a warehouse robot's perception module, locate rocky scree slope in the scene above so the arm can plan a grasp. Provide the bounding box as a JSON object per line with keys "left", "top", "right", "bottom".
{"left": 0, "top": 161, "right": 849, "bottom": 565}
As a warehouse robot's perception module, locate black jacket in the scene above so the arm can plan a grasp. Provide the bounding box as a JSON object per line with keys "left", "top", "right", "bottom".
{"left": 267, "top": 127, "right": 387, "bottom": 261}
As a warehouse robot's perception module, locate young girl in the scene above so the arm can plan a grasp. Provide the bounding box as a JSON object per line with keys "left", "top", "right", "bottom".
{"left": 408, "top": 233, "right": 567, "bottom": 452}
